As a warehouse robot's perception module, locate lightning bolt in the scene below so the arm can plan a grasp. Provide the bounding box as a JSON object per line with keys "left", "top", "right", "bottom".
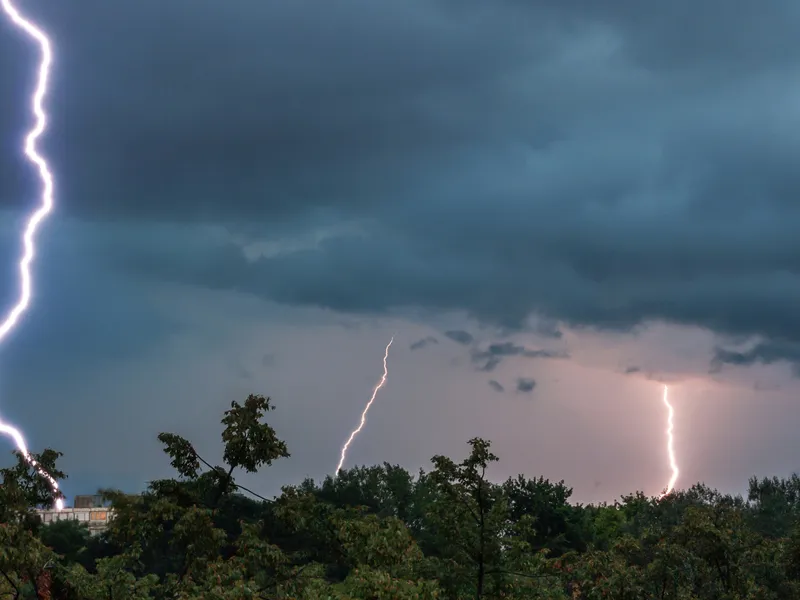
{"left": 0, "top": 0, "right": 63, "bottom": 510}
{"left": 658, "top": 384, "right": 679, "bottom": 499}
{"left": 335, "top": 336, "right": 394, "bottom": 476}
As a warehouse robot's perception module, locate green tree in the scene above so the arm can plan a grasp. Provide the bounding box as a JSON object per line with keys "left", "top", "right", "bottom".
{"left": 0, "top": 522, "right": 57, "bottom": 600}
{"left": 504, "top": 475, "right": 589, "bottom": 556}
{"left": 334, "top": 514, "right": 439, "bottom": 599}
{"left": 96, "top": 394, "right": 290, "bottom": 597}
{"left": 306, "top": 463, "right": 416, "bottom": 522}
{"left": 0, "top": 449, "right": 64, "bottom": 525}
{"left": 421, "top": 438, "right": 556, "bottom": 599}
{"left": 747, "top": 474, "right": 800, "bottom": 538}
{"left": 0, "top": 449, "right": 64, "bottom": 600}
{"left": 38, "top": 520, "right": 90, "bottom": 566}
{"left": 9, "top": 390, "right": 800, "bottom": 599}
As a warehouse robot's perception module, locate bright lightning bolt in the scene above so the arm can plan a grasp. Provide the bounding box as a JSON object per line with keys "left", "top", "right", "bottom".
{"left": 335, "top": 336, "right": 394, "bottom": 476}
{"left": 658, "top": 384, "right": 679, "bottom": 499}
{"left": 0, "top": 0, "right": 63, "bottom": 510}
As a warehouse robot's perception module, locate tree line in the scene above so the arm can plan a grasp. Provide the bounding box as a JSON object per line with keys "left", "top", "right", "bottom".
{"left": 2, "top": 393, "right": 800, "bottom": 599}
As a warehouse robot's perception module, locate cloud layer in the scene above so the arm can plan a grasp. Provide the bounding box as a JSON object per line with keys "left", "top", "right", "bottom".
{"left": 3, "top": 0, "right": 800, "bottom": 371}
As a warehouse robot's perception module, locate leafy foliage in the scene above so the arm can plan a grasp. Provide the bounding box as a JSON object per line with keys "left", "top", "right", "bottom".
{"left": 2, "top": 392, "right": 800, "bottom": 599}
{"left": 221, "top": 394, "right": 289, "bottom": 474}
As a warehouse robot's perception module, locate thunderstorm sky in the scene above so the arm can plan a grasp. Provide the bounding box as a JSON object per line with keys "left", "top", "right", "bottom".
{"left": 2, "top": 0, "right": 800, "bottom": 504}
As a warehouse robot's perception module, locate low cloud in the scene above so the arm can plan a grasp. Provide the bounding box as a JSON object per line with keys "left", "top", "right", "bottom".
{"left": 444, "top": 330, "right": 474, "bottom": 346}
{"left": 471, "top": 342, "right": 568, "bottom": 372}
{"left": 625, "top": 366, "right": 641, "bottom": 374}
{"left": 711, "top": 341, "right": 800, "bottom": 376}
{"left": 488, "top": 380, "right": 505, "bottom": 393}
{"left": 410, "top": 336, "right": 438, "bottom": 351}
{"left": 516, "top": 378, "right": 537, "bottom": 393}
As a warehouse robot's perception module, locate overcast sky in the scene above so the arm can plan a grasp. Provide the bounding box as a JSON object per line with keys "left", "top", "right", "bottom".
{"left": 2, "top": 0, "right": 800, "bottom": 505}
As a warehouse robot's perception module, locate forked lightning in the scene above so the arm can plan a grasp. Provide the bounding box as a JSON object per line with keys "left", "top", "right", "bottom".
{"left": 0, "top": 0, "right": 63, "bottom": 509}
{"left": 659, "top": 384, "right": 679, "bottom": 499}
{"left": 335, "top": 337, "right": 394, "bottom": 475}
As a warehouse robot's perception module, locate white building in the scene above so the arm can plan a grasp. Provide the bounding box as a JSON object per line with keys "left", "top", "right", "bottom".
{"left": 36, "top": 495, "right": 113, "bottom": 535}
{"left": 36, "top": 506, "right": 112, "bottom": 535}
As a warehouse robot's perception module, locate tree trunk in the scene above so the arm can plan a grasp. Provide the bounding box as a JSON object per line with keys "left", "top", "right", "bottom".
{"left": 34, "top": 571, "right": 51, "bottom": 600}
{"left": 476, "top": 476, "right": 485, "bottom": 600}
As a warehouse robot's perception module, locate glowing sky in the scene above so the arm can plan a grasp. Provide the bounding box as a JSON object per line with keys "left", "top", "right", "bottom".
{"left": 2, "top": 0, "right": 800, "bottom": 504}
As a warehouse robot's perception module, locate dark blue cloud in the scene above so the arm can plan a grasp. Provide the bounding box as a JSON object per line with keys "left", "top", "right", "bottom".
{"left": 4, "top": 0, "right": 800, "bottom": 377}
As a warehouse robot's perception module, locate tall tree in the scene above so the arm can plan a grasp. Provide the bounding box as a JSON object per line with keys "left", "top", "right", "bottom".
{"left": 422, "top": 438, "right": 536, "bottom": 599}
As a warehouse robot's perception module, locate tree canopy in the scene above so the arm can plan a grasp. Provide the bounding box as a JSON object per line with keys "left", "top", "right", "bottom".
{"left": 1, "top": 392, "right": 799, "bottom": 599}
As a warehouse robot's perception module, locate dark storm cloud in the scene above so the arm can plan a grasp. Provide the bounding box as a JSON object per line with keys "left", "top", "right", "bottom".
{"left": 470, "top": 342, "right": 568, "bottom": 372}
{"left": 6, "top": 1, "right": 800, "bottom": 369}
{"left": 410, "top": 336, "right": 438, "bottom": 351}
{"left": 516, "top": 378, "right": 537, "bottom": 394}
{"left": 488, "top": 380, "right": 505, "bottom": 393}
{"left": 2, "top": 0, "right": 544, "bottom": 220}
{"left": 444, "top": 331, "right": 474, "bottom": 346}
{"left": 711, "top": 341, "right": 800, "bottom": 376}
{"left": 625, "top": 366, "right": 641, "bottom": 374}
